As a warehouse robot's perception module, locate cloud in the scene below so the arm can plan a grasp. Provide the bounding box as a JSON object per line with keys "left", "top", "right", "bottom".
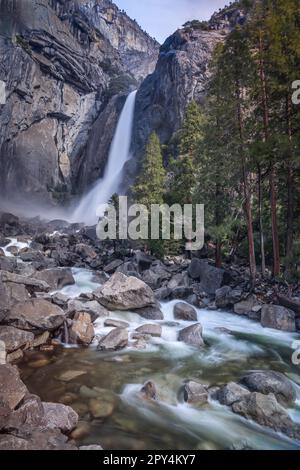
{"left": 114, "top": 0, "right": 228, "bottom": 42}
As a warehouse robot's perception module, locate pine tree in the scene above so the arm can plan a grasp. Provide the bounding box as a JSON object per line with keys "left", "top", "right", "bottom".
{"left": 132, "top": 132, "right": 166, "bottom": 257}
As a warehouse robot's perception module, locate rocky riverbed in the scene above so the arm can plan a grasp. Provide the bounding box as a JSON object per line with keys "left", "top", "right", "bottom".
{"left": 0, "top": 212, "right": 300, "bottom": 450}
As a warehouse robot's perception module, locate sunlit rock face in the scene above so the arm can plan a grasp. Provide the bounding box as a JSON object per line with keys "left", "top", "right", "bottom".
{"left": 0, "top": 0, "right": 159, "bottom": 205}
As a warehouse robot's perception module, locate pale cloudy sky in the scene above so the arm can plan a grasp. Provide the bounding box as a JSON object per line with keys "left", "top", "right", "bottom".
{"left": 114, "top": 0, "right": 228, "bottom": 43}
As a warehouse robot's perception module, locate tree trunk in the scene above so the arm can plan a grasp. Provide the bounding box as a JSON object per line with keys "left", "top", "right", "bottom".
{"left": 286, "top": 94, "right": 294, "bottom": 260}
{"left": 258, "top": 30, "right": 280, "bottom": 276}
{"left": 257, "top": 164, "right": 266, "bottom": 277}
{"left": 235, "top": 81, "right": 257, "bottom": 281}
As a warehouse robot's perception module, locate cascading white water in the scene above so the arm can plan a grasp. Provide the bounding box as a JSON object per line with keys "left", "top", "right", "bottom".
{"left": 72, "top": 90, "right": 137, "bottom": 225}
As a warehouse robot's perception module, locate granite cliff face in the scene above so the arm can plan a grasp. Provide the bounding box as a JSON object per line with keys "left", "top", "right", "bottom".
{"left": 0, "top": 0, "right": 159, "bottom": 205}
{"left": 127, "top": 28, "right": 224, "bottom": 182}
{"left": 127, "top": 2, "right": 250, "bottom": 182}
{"left": 0, "top": 0, "right": 248, "bottom": 209}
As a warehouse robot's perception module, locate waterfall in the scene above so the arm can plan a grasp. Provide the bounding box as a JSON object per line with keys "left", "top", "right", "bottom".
{"left": 72, "top": 90, "right": 137, "bottom": 225}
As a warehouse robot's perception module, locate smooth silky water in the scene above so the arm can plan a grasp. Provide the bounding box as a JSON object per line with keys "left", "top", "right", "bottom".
{"left": 18, "top": 269, "right": 300, "bottom": 451}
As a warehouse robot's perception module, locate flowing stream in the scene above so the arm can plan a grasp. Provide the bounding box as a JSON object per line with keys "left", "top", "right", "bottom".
{"left": 18, "top": 269, "right": 300, "bottom": 451}
{"left": 71, "top": 90, "right": 137, "bottom": 226}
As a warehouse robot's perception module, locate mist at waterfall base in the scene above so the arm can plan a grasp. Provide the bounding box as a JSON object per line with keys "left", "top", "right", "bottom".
{"left": 0, "top": 91, "right": 137, "bottom": 226}
{"left": 71, "top": 90, "right": 137, "bottom": 226}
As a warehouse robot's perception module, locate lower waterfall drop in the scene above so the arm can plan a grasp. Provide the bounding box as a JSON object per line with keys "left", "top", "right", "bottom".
{"left": 72, "top": 90, "right": 137, "bottom": 225}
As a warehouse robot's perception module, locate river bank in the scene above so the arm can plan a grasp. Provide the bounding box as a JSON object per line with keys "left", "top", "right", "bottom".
{"left": 0, "top": 211, "right": 300, "bottom": 450}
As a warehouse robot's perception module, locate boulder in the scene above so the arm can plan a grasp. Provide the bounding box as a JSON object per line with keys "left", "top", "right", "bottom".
{"left": 135, "top": 324, "right": 162, "bottom": 337}
{"left": 7, "top": 299, "right": 65, "bottom": 332}
{"left": 0, "top": 326, "right": 34, "bottom": 353}
{"left": 68, "top": 299, "right": 108, "bottom": 322}
{"left": 88, "top": 399, "right": 114, "bottom": 419}
{"left": 232, "top": 392, "right": 300, "bottom": 440}
{"left": 234, "top": 295, "right": 259, "bottom": 316}
{"left": 0, "top": 277, "right": 10, "bottom": 322}
{"left": 183, "top": 381, "right": 208, "bottom": 405}
{"left": 240, "top": 371, "right": 296, "bottom": 406}
{"left": 261, "top": 305, "right": 296, "bottom": 332}
{"left": 97, "top": 327, "right": 128, "bottom": 351}
{"left": 0, "top": 429, "right": 77, "bottom": 450}
{"left": 135, "top": 252, "right": 153, "bottom": 271}
{"left": 134, "top": 303, "right": 164, "bottom": 320}
{"left": 173, "top": 302, "right": 197, "bottom": 321}
{"left": 79, "top": 445, "right": 103, "bottom": 451}
{"left": 0, "top": 271, "right": 50, "bottom": 291}
{"left": 0, "top": 340, "right": 6, "bottom": 364}
{"left": 188, "top": 259, "right": 224, "bottom": 295}
{"left": 104, "top": 319, "right": 129, "bottom": 329}
{"left": 94, "top": 272, "right": 156, "bottom": 311}
{"left": 41, "top": 402, "right": 78, "bottom": 433}
{"left": 0, "top": 364, "right": 28, "bottom": 410}
{"left": 3, "top": 394, "right": 44, "bottom": 431}
{"left": 142, "top": 269, "right": 161, "bottom": 290}
{"left": 215, "top": 286, "right": 242, "bottom": 309}
{"left": 75, "top": 244, "right": 97, "bottom": 259}
{"left": 69, "top": 312, "right": 94, "bottom": 346}
{"left": 154, "top": 287, "right": 172, "bottom": 301}
{"left": 141, "top": 381, "right": 157, "bottom": 400}
{"left": 178, "top": 323, "right": 205, "bottom": 348}
{"left": 0, "top": 213, "right": 19, "bottom": 226}
{"left": 33, "top": 268, "right": 75, "bottom": 290}
{"left": 104, "top": 259, "right": 123, "bottom": 274}
{"left": 217, "top": 382, "right": 250, "bottom": 406}
{"left": 171, "top": 286, "right": 194, "bottom": 300}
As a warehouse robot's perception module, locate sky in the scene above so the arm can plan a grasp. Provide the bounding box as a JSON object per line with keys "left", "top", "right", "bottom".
{"left": 114, "top": 0, "right": 228, "bottom": 43}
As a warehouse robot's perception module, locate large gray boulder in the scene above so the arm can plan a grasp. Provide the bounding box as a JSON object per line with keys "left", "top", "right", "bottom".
{"left": 232, "top": 392, "right": 300, "bottom": 441}
{"left": 0, "top": 326, "right": 34, "bottom": 353}
{"left": 215, "top": 286, "right": 242, "bottom": 309}
{"left": 217, "top": 382, "right": 250, "bottom": 406}
{"left": 261, "top": 305, "right": 296, "bottom": 332}
{"left": 135, "top": 324, "right": 162, "bottom": 337}
{"left": 6, "top": 299, "right": 65, "bottom": 332}
{"left": 94, "top": 272, "right": 156, "bottom": 311}
{"left": 240, "top": 371, "right": 296, "bottom": 407}
{"left": 67, "top": 299, "right": 109, "bottom": 322}
{"left": 33, "top": 268, "right": 75, "bottom": 290}
{"left": 97, "top": 327, "right": 128, "bottom": 351}
{"left": 183, "top": 381, "right": 208, "bottom": 405}
{"left": 234, "top": 295, "right": 259, "bottom": 316}
{"left": 173, "top": 302, "right": 197, "bottom": 321}
{"left": 69, "top": 312, "right": 94, "bottom": 346}
{"left": 0, "top": 364, "right": 28, "bottom": 411}
{"left": 188, "top": 259, "right": 224, "bottom": 295}
{"left": 178, "top": 323, "right": 205, "bottom": 348}
{"left": 41, "top": 403, "right": 78, "bottom": 433}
